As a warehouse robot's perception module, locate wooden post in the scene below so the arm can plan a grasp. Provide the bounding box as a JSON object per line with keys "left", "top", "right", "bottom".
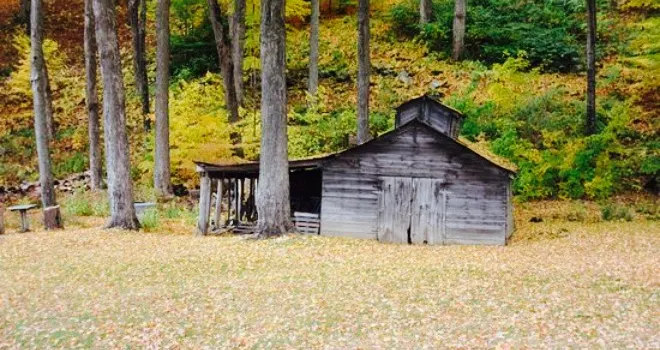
{"left": 248, "top": 178, "right": 255, "bottom": 220}
{"left": 227, "top": 178, "right": 232, "bottom": 226}
{"left": 235, "top": 178, "right": 241, "bottom": 224}
{"left": 214, "top": 178, "right": 223, "bottom": 229}
{"left": 19, "top": 210, "right": 29, "bottom": 233}
{"left": 197, "top": 172, "right": 211, "bottom": 235}
{"left": 43, "top": 205, "right": 63, "bottom": 230}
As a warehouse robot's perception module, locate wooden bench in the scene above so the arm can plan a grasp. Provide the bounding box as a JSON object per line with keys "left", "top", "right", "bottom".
{"left": 8, "top": 204, "right": 37, "bottom": 233}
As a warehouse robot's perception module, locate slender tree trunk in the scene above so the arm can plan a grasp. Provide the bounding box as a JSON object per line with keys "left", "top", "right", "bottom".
{"left": 30, "top": 0, "right": 62, "bottom": 229}
{"left": 129, "top": 0, "right": 150, "bottom": 131}
{"left": 154, "top": 0, "right": 172, "bottom": 197}
{"left": 452, "top": 0, "right": 466, "bottom": 61}
{"left": 43, "top": 63, "right": 55, "bottom": 140}
{"left": 420, "top": 0, "right": 432, "bottom": 24}
{"left": 256, "top": 0, "right": 292, "bottom": 237}
{"left": 308, "top": 0, "right": 320, "bottom": 96}
{"left": 585, "top": 0, "right": 597, "bottom": 135}
{"left": 208, "top": 0, "right": 243, "bottom": 157}
{"left": 93, "top": 0, "right": 140, "bottom": 230}
{"left": 232, "top": 0, "right": 246, "bottom": 105}
{"left": 357, "top": 0, "right": 370, "bottom": 144}
{"left": 85, "top": 0, "right": 102, "bottom": 191}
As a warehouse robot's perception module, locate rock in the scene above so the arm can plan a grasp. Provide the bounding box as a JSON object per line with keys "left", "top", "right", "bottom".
{"left": 397, "top": 71, "right": 413, "bottom": 85}
{"left": 430, "top": 79, "right": 446, "bottom": 89}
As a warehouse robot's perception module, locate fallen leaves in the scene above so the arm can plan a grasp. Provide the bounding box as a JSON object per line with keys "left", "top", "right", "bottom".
{"left": 0, "top": 219, "right": 658, "bottom": 348}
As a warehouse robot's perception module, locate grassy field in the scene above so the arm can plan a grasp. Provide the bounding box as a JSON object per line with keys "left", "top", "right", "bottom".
{"left": 0, "top": 205, "right": 658, "bottom": 348}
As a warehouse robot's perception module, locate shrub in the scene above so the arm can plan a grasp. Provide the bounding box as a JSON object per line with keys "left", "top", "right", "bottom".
{"left": 62, "top": 191, "right": 94, "bottom": 217}
{"left": 62, "top": 190, "right": 110, "bottom": 218}
{"left": 601, "top": 204, "right": 634, "bottom": 221}
{"left": 139, "top": 209, "right": 161, "bottom": 231}
{"left": 387, "top": 0, "right": 616, "bottom": 72}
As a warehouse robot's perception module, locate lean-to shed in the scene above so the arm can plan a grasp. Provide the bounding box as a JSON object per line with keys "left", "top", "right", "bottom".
{"left": 195, "top": 95, "right": 516, "bottom": 245}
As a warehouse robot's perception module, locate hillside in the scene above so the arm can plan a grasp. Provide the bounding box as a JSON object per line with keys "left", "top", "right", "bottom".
{"left": 0, "top": 0, "right": 657, "bottom": 201}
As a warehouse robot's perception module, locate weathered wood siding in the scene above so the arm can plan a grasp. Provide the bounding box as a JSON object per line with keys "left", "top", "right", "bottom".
{"left": 320, "top": 122, "right": 510, "bottom": 245}
{"left": 506, "top": 179, "right": 514, "bottom": 240}
{"left": 395, "top": 98, "right": 460, "bottom": 138}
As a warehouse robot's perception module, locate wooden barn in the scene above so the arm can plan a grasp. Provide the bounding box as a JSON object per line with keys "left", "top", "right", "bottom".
{"left": 195, "top": 95, "right": 516, "bottom": 245}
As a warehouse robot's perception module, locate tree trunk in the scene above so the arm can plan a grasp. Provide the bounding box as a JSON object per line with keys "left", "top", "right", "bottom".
{"left": 420, "top": 0, "right": 432, "bottom": 24}
{"left": 256, "top": 0, "right": 292, "bottom": 238}
{"left": 452, "top": 0, "right": 466, "bottom": 61}
{"left": 208, "top": 0, "right": 243, "bottom": 157}
{"left": 93, "top": 0, "right": 140, "bottom": 230}
{"left": 154, "top": 0, "right": 173, "bottom": 197}
{"left": 308, "top": 0, "right": 320, "bottom": 96}
{"left": 357, "top": 0, "right": 370, "bottom": 144}
{"left": 30, "top": 0, "right": 62, "bottom": 230}
{"left": 85, "top": 0, "right": 102, "bottom": 191}
{"left": 43, "top": 64, "right": 55, "bottom": 140}
{"left": 128, "top": 0, "right": 150, "bottom": 131}
{"left": 232, "top": 0, "right": 246, "bottom": 105}
{"left": 585, "top": 0, "right": 597, "bottom": 135}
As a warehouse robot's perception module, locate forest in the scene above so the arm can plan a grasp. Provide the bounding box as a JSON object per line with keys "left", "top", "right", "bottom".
{"left": 0, "top": 0, "right": 658, "bottom": 347}
{"left": 0, "top": 0, "right": 656, "bottom": 202}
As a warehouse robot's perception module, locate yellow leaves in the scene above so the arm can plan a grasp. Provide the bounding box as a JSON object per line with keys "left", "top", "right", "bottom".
{"left": 0, "top": 215, "right": 658, "bottom": 347}
{"left": 169, "top": 73, "right": 235, "bottom": 184}
{"left": 7, "top": 32, "right": 67, "bottom": 99}
{"left": 620, "top": 0, "right": 660, "bottom": 10}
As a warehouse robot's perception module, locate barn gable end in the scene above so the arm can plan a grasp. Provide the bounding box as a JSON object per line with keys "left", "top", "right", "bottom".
{"left": 320, "top": 120, "right": 511, "bottom": 245}
{"left": 395, "top": 95, "right": 464, "bottom": 139}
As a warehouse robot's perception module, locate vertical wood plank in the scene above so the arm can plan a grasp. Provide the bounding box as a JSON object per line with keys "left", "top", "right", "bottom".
{"left": 236, "top": 178, "right": 243, "bottom": 223}
{"left": 442, "top": 191, "right": 448, "bottom": 244}
{"left": 410, "top": 178, "right": 429, "bottom": 244}
{"left": 197, "top": 172, "right": 211, "bottom": 235}
{"left": 248, "top": 178, "right": 255, "bottom": 220}
{"left": 227, "top": 178, "right": 232, "bottom": 225}
{"left": 377, "top": 177, "right": 413, "bottom": 243}
{"left": 214, "top": 178, "right": 223, "bottom": 228}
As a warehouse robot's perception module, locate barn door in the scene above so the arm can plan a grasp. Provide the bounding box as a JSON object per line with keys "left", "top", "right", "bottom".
{"left": 377, "top": 177, "right": 413, "bottom": 243}
{"left": 410, "top": 178, "right": 446, "bottom": 245}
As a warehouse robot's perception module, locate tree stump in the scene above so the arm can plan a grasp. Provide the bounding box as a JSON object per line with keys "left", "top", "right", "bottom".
{"left": 0, "top": 206, "right": 5, "bottom": 235}
{"left": 43, "top": 205, "right": 63, "bottom": 230}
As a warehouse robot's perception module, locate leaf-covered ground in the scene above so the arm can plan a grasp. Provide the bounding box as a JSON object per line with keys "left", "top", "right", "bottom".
{"left": 0, "top": 220, "right": 658, "bottom": 348}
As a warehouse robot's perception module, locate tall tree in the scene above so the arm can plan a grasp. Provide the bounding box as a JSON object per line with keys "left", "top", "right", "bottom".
{"left": 585, "top": 0, "right": 597, "bottom": 135}
{"left": 208, "top": 0, "right": 242, "bottom": 156}
{"left": 26, "top": 0, "right": 55, "bottom": 140}
{"left": 308, "top": 0, "right": 320, "bottom": 96}
{"left": 256, "top": 0, "right": 292, "bottom": 237}
{"left": 357, "top": 0, "right": 370, "bottom": 144}
{"left": 84, "top": 0, "right": 102, "bottom": 191}
{"left": 93, "top": 0, "right": 140, "bottom": 230}
{"left": 30, "top": 0, "right": 62, "bottom": 229}
{"left": 128, "top": 0, "right": 150, "bottom": 131}
{"left": 420, "top": 0, "right": 432, "bottom": 24}
{"left": 154, "top": 0, "right": 173, "bottom": 197}
{"left": 43, "top": 63, "right": 55, "bottom": 140}
{"left": 452, "top": 0, "right": 466, "bottom": 60}
{"left": 232, "top": 0, "right": 246, "bottom": 105}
